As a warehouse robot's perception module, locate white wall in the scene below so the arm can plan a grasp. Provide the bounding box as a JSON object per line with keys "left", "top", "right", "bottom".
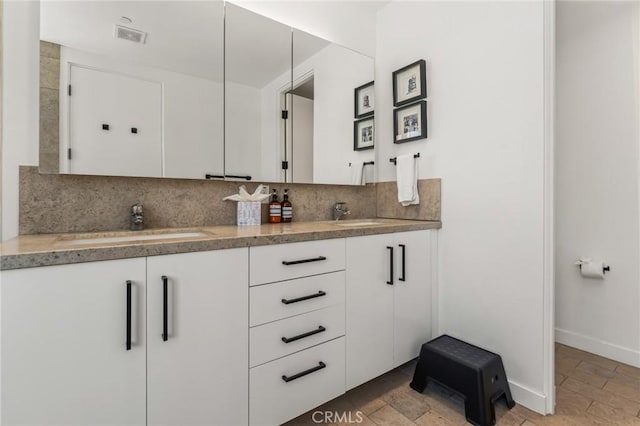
{"left": 59, "top": 47, "right": 224, "bottom": 180}
{"left": 228, "top": 1, "right": 382, "bottom": 57}
{"left": 555, "top": 1, "right": 640, "bottom": 367}
{"left": 2, "top": 0, "right": 40, "bottom": 241}
{"left": 293, "top": 43, "right": 375, "bottom": 185}
{"left": 226, "top": 82, "right": 262, "bottom": 180}
{"left": 376, "top": 1, "right": 548, "bottom": 412}
{"left": 291, "top": 94, "right": 313, "bottom": 183}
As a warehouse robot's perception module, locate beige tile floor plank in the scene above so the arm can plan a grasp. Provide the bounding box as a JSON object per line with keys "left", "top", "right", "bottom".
{"left": 565, "top": 367, "right": 608, "bottom": 389}
{"left": 369, "top": 405, "right": 416, "bottom": 426}
{"left": 556, "top": 372, "right": 567, "bottom": 386}
{"left": 556, "top": 356, "right": 583, "bottom": 375}
{"left": 586, "top": 401, "right": 640, "bottom": 425}
{"left": 616, "top": 364, "right": 640, "bottom": 380}
{"left": 578, "top": 361, "right": 640, "bottom": 388}
{"left": 603, "top": 380, "right": 640, "bottom": 404}
{"left": 382, "top": 386, "right": 430, "bottom": 421}
{"left": 554, "top": 386, "right": 593, "bottom": 416}
{"left": 331, "top": 413, "right": 378, "bottom": 426}
{"left": 415, "top": 409, "right": 464, "bottom": 426}
{"left": 557, "top": 344, "right": 619, "bottom": 371}
{"left": 561, "top": 377, "right": 640, "bottom": 416}
{"left": 494, "top": 407, "right": 527, "bottom": 426}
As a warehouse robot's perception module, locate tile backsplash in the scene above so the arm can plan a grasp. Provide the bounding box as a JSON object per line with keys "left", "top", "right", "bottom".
{"left": 18, "top": 166, "right": 440, "bottom": 235}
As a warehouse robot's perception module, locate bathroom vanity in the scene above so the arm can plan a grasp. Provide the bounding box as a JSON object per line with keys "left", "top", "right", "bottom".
{"left": 0, "top": 220, "right": 439, "bottom": 426}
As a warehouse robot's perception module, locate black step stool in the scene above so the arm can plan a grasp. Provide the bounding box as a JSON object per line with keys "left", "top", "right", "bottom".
{"left": 410, "top": 335, "right": 515, "bottom": 426}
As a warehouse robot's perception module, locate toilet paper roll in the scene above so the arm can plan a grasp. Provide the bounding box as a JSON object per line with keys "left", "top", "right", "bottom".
{"left": 580, "top": 260, "right": 606, "bottom": 279}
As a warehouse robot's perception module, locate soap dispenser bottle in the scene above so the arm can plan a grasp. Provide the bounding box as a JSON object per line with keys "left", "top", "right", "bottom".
{"left": 281, "top": 189, "right": 293, "bottom": 223}
{"left": 269, "top": 189, "right": 282, "bottom": 223}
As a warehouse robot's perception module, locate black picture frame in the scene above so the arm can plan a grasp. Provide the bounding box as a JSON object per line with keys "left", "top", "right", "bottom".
{"left": 354, "top": 117, "right": 375, "bottom": 151}
{"left": 354, "top": 80, "right": 375, "bottom": 118}
{"left": 393, "top": 101, "right": 427, "bottom": 144}
{"left": 392, "top": 59, "right": 427, "bottom": 107}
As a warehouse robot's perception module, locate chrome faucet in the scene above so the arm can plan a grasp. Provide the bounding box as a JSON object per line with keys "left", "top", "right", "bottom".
{"left": 333, "top": 202, "right": 351, "bottom": 222}
{"left": 130, "top": 203, "right": 144, "bottom": 231}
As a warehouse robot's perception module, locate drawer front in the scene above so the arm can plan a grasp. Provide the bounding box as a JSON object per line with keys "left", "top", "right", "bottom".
{"left": 250, "top": 337, "right": 345, "bottom": 426}
{"left": 250, "top": 271, "right": 345, "bottom": 326}
{"left": 250, "top": 304, "right": 345, "bottom": 367}
{"left": 250, "top": 239, "right": 345, "bottom": 286}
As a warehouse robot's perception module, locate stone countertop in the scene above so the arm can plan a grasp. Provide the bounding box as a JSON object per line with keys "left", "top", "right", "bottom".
{"left": 0, "top": 219, "right": 441, "bottom": 270}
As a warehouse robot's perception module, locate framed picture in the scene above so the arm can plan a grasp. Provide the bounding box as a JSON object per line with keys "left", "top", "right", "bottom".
{"left": 354, "top": 80, "right": 374, "bottom": 118}
{"left": 394, "top": 101, "right": 427, "bottom": 144}
{"left": 392, "top": 59, "right": 426, "bottom": 107}
{"left": 354, "top": 117, "right": 375, "bottom": 151}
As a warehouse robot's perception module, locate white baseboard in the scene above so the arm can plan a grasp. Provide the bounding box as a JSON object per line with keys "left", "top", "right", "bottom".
{"left": 508, "top": 380, "right": 548, "bottom": 414}
{"left": 555, "top": 328, "right": 640, "bottom": 368}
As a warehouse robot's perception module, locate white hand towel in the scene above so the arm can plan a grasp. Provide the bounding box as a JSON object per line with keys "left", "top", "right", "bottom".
{"left": 350, "top": 162, "right": 364, "bottom": 186}
{"left": 396, "top": 154, "right": 419, "bottom": 206}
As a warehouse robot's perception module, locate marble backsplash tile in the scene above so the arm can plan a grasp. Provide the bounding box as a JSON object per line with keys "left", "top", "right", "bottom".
{"left": 19, "top": 167, "right": 378, "bottom": 234}
{"left": 39, "top": 41, "right": 60, "bottom": 174}
{"left": 19, "top": 167, "right": 440, "bottom": 235}
{"left": 376, "top": 179, "right": 441, "bottom": 221}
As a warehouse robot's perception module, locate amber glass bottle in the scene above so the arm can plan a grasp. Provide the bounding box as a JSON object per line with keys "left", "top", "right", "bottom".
{"left": 269, "top": 189, "right": 282, "bottom": 223}
{"left": 281, "top": 189, "right": 292, "bottom": 223}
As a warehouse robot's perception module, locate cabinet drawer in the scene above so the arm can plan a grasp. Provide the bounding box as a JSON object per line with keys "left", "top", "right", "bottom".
{"left": 250, "top": 271, "right": 345, "bottom": 326}
{"left": 250, "top": 239, "right": 345, "bottom": 285}
{"left": 250, "top": 337, "right": 345, "bottom": 426}
{"left": 250, "top": 304, "right": 345, "bottom": 367}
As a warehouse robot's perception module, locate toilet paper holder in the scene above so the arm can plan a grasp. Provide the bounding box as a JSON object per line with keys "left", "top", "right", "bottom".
{"left": 575, "top": 259, "right": 610, "bottom": 274}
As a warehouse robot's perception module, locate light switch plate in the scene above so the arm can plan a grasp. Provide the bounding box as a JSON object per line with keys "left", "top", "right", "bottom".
{"left": 260, "top": 185, "right": 269, "bottom": 203}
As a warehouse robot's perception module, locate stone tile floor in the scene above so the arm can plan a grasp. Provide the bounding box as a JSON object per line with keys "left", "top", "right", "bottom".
{"left": 285, "top": 343, "right": 640, "bottom": 425}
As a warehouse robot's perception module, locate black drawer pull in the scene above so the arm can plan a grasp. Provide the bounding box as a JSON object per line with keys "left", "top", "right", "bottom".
{"left": 399, "top": 244, "right": 406, "bottom": 282}
{"left": 282, "top": 361, "right": 326, "bottom": 383}
{"left": 386, "top": 246, "right": 394, "bottom": 285}
{"left": 126, "top": 280, "right": 132, "bottom": 351}
{"left": 162, "top": 276, "right": 168, "bottom": 341}
{"left": 282, "top": 256, "right": 327, "bottom": 266}
{"left": 281, "top": 326, "right": 326, "bottom": 343}
{"left": 281, "top": 290, "right": 326, "bottom": 305}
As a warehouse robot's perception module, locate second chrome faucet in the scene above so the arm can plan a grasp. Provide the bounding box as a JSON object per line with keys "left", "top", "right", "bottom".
{"left": 333, "top": 202, "right": 351, "bottom": 222}
{"left": 130, "top": 203, "right": 144, "bottom": 231}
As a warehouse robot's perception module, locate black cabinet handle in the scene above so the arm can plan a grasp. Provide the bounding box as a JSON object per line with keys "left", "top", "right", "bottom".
{"left": 126, "top": 280, "right": 132, "bottom": 351}
{"left": 386, "top": 246, "right": 394, "bottom": 285}
{"left": 399, "top": 244, "right": 406, "bottom": 282}
{"left": 281, "top": 291, "right": 326, "bottom": 305}
{"left": 225, "top": 174, "right": 252, "bottom": 181}
{"left": 131, "top": 127, "right": 138, "bottom": 134}
{"left": 162, "top": 276, "right": 168, "bottom": 341}
{"left": 282, "top": 361, "right": 326, "bottom": 383}
{"left": 102, "top": 123, "right": 110, "bottom": 131}
{"left": 281, "top": 326, "right": 326, "bottom": 343}
{"left": 205, "top": 174, "right": 224, "bottom": 180}
{"left": 282, "top": 256, "right": 327, "bottom": 266}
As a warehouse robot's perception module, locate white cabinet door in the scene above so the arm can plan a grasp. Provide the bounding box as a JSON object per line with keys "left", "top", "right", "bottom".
{"left": 345, "top": 234, "right": 394, "bottom": 390}
{"left": 393, "top": 230, "right": 433, "bottom": 366}
{"left": 146, "top": 249, "right": 249, "bottom": 426}
{"left": 1, "top": 258, "right": 147, "bottom": 426}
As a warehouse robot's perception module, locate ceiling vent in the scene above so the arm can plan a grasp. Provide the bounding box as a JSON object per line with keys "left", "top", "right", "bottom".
{"left": 114, "top": 24, "right": 147, "bottom": 44}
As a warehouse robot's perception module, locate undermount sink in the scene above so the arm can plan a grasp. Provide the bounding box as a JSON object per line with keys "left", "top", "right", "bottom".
{"left": 56, "top": 230, "right": 211, "bottom": 246}
{"left": 335, "top": 220, "right": 381, "bottom": 227}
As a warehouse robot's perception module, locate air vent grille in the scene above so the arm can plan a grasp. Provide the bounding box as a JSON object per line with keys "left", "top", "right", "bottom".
{"left": 114, "top": 24, "right": 147, "bottom": 44}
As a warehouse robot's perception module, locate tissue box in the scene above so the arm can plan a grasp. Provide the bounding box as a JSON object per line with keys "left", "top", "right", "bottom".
{"left": 237, "top": 201, "right": 261, "bottom": 226}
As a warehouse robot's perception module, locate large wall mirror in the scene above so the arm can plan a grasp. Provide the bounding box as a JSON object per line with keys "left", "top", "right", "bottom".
{"left": 38, "top": 1, "right": 375, "bottom": 185}
{"left": 39, "top": 0, "right": 224, "bottom": 179}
